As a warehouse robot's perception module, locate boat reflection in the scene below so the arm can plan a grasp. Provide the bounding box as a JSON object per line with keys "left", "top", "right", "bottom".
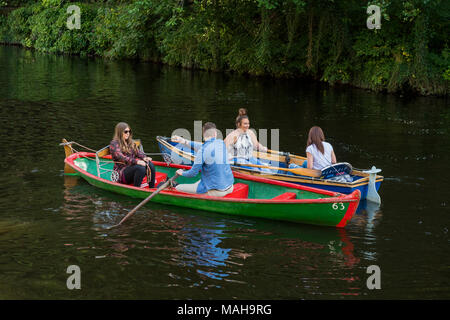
{"left": 61, "top": 176, "right": 363, "bottom": 294}
{"left": 353, "top": 200, "right": 383, "bottom": 233}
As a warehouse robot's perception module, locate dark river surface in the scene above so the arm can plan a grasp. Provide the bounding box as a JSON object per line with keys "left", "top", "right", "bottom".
{"left": 0, "top": 45, "right": 448, "bottom": 300}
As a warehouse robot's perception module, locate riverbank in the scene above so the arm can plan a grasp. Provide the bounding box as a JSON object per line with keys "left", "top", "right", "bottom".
{"left": 1, "top": 0, "right": 448, "bottom": 96}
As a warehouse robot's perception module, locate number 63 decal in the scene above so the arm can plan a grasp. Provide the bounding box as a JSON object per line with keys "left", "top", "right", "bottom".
{"left": 332, "top": 202, "right": 345, "bottom": 210}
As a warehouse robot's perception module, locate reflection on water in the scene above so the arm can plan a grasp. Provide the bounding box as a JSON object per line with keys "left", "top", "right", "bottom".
{"left": 0, "top": 220, "right": 32, "bottom": 239}
{"left": 354, "top": 200, "right": 383, "bottom": 233}
{"left": 178, "top": 226, "right": 232, "bottom": 281}
{"left": 58, "top": 176, "right": 364, "bottom": 297}
{"left": 2, "top": 45, "right": 448, "bottom": 298}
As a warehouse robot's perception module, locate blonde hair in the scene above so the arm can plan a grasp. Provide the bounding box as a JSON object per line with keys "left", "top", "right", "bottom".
{"left": 112, "top": 122, "right": 139, "bottom": 154}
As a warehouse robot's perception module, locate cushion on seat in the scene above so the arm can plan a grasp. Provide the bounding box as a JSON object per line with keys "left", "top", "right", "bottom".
{"left": 224, "top": 183, "right": 249, "bottom": 199}
{"left": 271, "top": 192, "right": 297, "bottom": 200}
{"left": 140, "top": 171, "right": 167, "bottom": 188}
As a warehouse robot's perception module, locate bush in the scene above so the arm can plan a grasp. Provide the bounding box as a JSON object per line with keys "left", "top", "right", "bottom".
{"left": 0, "top": 0, "right": 447, "bottom": 95}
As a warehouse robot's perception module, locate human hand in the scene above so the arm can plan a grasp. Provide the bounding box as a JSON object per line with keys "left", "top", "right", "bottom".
{"left": 176, "top": 169, "right": 184, "bottom": 176}
{"left": 137, "top": 160, "right": 146, "bottom": 166}
{"left": 143, "top": 157, "right": 152, "bottom": 162}
{"left": 172, "top": 135, "right": 187, "bottom": 144}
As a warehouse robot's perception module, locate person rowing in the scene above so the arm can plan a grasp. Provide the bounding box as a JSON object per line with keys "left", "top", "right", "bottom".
{"left": 110, "top": 122, "right": 155, "bottom": 188}
{"left": 173, "top": 122, "right": 235, "bottom": 197}
{"left": 224, "top": 108, "right": 271, "bottom": 172}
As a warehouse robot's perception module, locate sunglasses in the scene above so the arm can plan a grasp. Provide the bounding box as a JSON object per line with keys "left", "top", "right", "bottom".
{"left": 124, "top": 129, "right": 132, "bottom": 134}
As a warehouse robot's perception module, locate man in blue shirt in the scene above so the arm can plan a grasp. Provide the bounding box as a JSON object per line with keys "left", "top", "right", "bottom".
{"left": 174, "top": 122, "right": 234, "bottom": 197}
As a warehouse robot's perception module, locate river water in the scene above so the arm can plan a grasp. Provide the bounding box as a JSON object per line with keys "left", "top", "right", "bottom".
{"left": 0, "top": 45, "right": 448, "bottom": 299}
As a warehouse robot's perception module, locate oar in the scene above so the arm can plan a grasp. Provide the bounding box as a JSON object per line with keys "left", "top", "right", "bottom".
{"left": 263, "top": 149, "right": 306, "bottom": 161}
{"left": 108, "top": 173, "right": 179, "bottom": 229}
{"left": 233, "top": 163, "right": 321, "bottom": 178}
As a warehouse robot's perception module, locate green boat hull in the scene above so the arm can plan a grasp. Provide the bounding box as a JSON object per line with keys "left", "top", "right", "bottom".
{"left": 65, "top": 152, "right": 360, "bottom": 227}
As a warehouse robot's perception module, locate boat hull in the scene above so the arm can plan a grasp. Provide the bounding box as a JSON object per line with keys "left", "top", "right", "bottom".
{"left": 64, "top": 152, "right": 361, "bottom": 228}
{"left": 157, "top": 136, "right": 383, "bottom": 199}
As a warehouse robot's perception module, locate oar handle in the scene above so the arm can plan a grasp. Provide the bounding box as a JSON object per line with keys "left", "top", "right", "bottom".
{"left": 109, "top": 174, "right": 179, "bottom": 229}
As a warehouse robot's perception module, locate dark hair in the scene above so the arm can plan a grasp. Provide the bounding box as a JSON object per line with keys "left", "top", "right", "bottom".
{"left": 307, "top": 126, "right": 325, "bottom": 154}
{"left": 235, "top": 108, "right": 249, "bottom": 128}
{"left": 203, "top": 122, "right": 217, "bottom": 137}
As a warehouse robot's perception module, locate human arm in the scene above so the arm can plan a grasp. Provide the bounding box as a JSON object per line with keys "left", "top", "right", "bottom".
{"left": 134, "top": 143, "right": 152, "bottom": 165}
{"left": 224, "top": 131, "right": 238, "bottom": 149}
{"left": 136, "top": 147, "right": 152, "bottom": 163}
{"left": 306, "top": 152, "right": 314, "bottom": 170}
{"left": 249, "top": 130, "right": 267, "bottom": 152}
{"left": 171, "top": 135, "right": 202, "bottom": 151}
{"left": 176, "top": 148, "right": 203, "bottom": 177}
{"left": 331, "top": 150, "right": 337, "bottom": 164}
{"left": 177, "top": 162, "right": 202, "bottom": 178}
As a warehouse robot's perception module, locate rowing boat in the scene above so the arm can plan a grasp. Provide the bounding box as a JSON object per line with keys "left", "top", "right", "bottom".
{"left": 62, "top": 141, "right": 360, "bottom": 228}
{"left": 156, "top": 136, "right": 383, "bottom": 202}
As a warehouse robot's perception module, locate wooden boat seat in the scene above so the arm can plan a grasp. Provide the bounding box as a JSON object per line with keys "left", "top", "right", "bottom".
{"left": 224, "top": 183, "right": 249, "bottom": 199}
{"left": 271, "top": 192, "right": 297, "bottom": 200}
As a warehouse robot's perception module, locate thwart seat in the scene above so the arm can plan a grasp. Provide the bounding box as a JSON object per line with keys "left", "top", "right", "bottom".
{"left": 137, "top": 171, "right": 167, "bottom": 188}
{"left": 271, "top": 192, "right": 297, "bottom": 200}
{"left": 224, "top": 183, "right": 249, "bottom": 199}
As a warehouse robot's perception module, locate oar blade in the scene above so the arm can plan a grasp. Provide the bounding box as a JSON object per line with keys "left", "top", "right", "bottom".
{"left": 109, "top": 174, "right": 179, "bottom": 228}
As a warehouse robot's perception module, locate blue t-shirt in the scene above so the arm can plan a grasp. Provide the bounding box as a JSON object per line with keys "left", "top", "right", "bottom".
{"left": 182, "top": 138, "right": 234, "bottom": 193}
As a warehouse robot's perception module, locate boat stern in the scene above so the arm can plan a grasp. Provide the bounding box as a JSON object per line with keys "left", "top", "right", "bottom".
{"left": 335, "top": 190, "right": 361, "bottom": 228}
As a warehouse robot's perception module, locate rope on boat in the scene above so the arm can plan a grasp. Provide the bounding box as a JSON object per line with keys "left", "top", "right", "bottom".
{"left": 60, "top": 141, "right": 164, "bottom": 157}
{"left": 59, "top": 141, "right": 97, "bottom": 153}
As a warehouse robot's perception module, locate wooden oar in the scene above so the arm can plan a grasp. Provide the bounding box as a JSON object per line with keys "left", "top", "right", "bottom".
{"left": 264, "top": 149, "right": 306, "bottom": 160}
{"left": 233, "top": 163, "right": 321, "bottom": 178}
{"left": 108, "top": 173, "right": 179, "bottom": 229}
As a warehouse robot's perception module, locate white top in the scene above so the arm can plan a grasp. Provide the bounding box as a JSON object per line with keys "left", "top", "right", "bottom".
{"left": 230, "top": 132, "right": 254, "bottom": 160}
{"left": 306, "top": 141, "right": 333, "bottom": 170}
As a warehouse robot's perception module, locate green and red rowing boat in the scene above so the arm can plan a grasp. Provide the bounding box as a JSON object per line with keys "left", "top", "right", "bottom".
{"left": 63, "top": 149, "right": 361, "bottom": 228}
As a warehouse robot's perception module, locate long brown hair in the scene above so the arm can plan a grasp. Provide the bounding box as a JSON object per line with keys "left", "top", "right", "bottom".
{"left": 235, "top": 108, "right": 249, "bottom": 128}
{"left": 112, "top": 122, "right": 139, "bottom": 154}
{"left": 307, "top": 126, "right": 325, "bottom": 154}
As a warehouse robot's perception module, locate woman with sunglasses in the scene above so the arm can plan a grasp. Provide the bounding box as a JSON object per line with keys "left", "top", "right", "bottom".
{"left": 109, "top": 122, "right": 155, "bottom": 187}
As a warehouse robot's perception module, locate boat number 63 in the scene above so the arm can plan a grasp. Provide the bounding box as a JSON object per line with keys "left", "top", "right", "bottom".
{"left": 332, "top": 202, "right": 345, "bottom": 210}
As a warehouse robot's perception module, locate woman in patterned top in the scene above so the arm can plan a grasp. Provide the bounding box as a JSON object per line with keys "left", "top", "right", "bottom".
{"left": 224, "top": 108, "right": 270, "bottom": 172}
{"left": 109, "top": 122, "right": 155, "bottom": 187}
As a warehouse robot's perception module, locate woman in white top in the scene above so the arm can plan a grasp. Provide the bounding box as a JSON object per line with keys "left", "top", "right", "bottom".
{"left": 224, "top": 108, "right": 269, "bottom": 171}
{"left": 288, "top": 126, "right": 337, "bottom": 172}
{"left": 305, "top": 126, "right": 337, "bottom": 170}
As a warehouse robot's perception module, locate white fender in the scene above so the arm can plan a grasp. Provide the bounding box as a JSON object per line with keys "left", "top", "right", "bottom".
{"left": 363, "top": 166, "right": 382, "bottom": 204}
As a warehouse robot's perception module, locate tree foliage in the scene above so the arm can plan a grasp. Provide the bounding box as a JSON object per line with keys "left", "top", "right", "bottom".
{"left": 0, "top": 0, "right": 448, "bottom": 95}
